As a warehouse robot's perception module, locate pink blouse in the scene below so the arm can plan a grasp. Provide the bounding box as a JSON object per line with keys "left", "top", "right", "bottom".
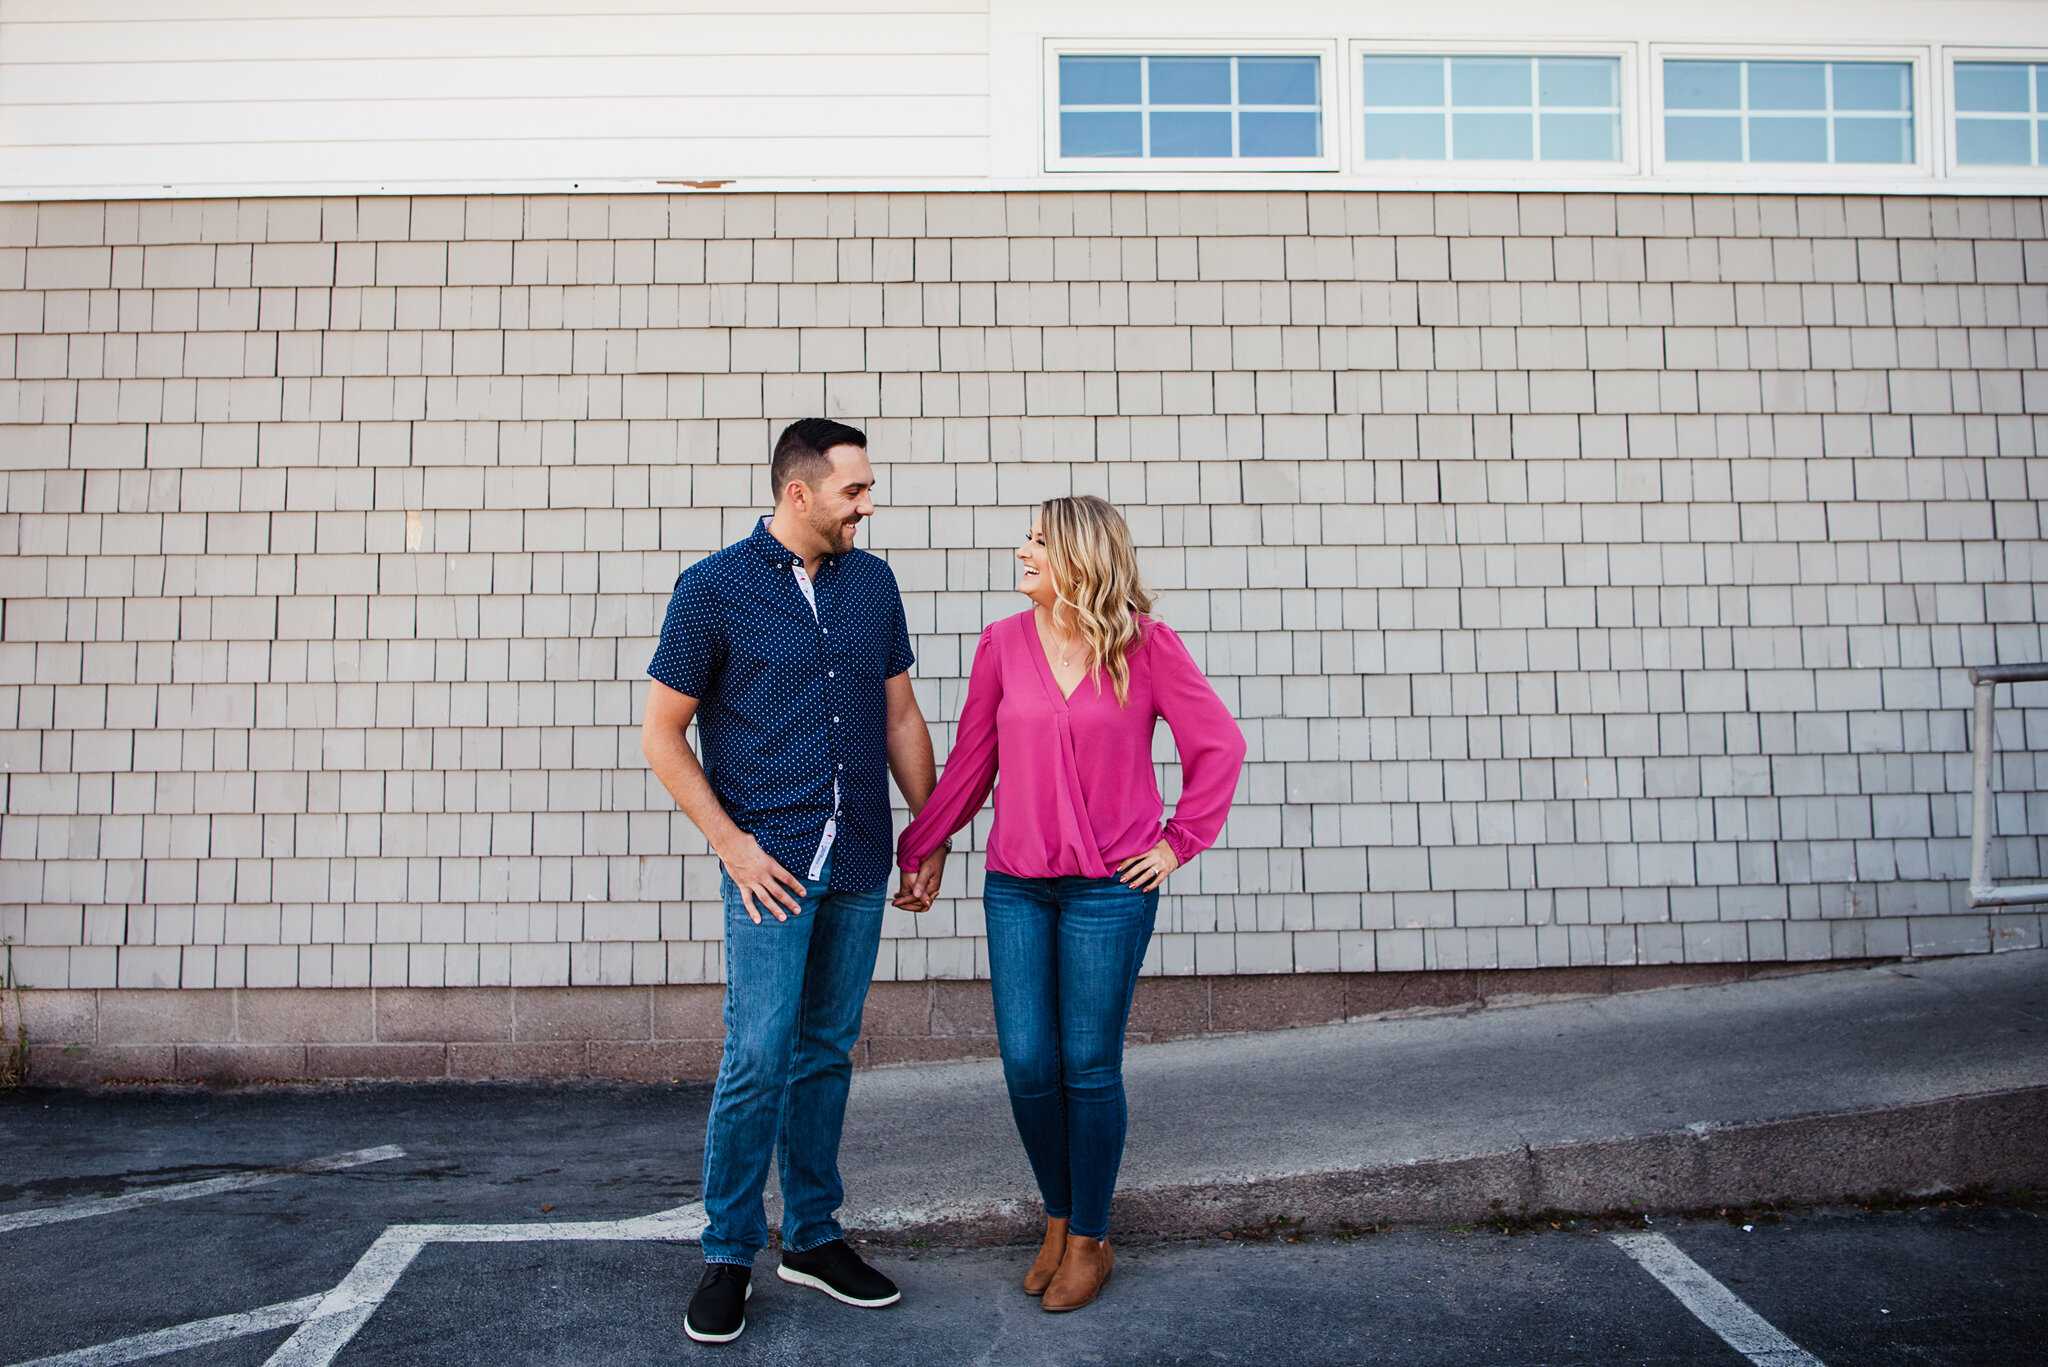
{"left": 897, "top": 611, "right": 1246, "bottom": 881}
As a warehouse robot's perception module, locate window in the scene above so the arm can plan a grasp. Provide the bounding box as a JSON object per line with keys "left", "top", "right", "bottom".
{"left": 1663, "top": 59, "right": 1914, "bottom": 163}
{"left": 1056, "top": 54, "right": 1323, "bottom": 160}
{"left": 1954, "top": 61, "right": 2048, "bottom": 166}
{"left": 1358, "top": 55, "right": 1623, "bottom": 161}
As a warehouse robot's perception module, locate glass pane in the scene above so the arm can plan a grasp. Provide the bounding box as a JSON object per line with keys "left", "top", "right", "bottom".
{"left": 1060, "top": 56, "right": 1140, "bottom": 106}
{"left": 1956, "top": 63, "right": 2032, "bottom": 113}
{"left": 1541, "top": 112, "right": 1621, "bottom": 160}
{"left": 1452, "top": 111, "right": 1534, "bottom": 159}
{"left": 1451, "top": 57, "right": 1532, "bottom": 108}
{"left": 1955, "top": 117, "right": 2031, "bottom": 165}
{"left": 1748, "top": 62, "right": 1826, "bottom": 111}
{"left": 1833, "top": 116, "right": 1912, "bottom": 163}
{"left": 1539, "top": 57, "right": 1618, "bottom": 108}
{"left": 1363, "top": 111, "right": 1446, "bottom": 159}
{"left": 1833, "top": 62, "right": 1911, "bottom": 112}
{"left": 1749, "top": 115, "right": 1829, "bottom": 161}
{"left": 1061, "top": 111, "right": 1142, "bottom": 157}
{"left": 1361, "top": 56, "right": 1444, "bottom": 107}
{"left": 1239, "top": 56, "right": 1318, "bottom": 106}
{"left": 1239, "top": 111, "right": 1320, "bottom": 156}
{"left": 1149, "top": 57, "right": 1231, "bottom": 105}
{"left": 1665, "top": 60, "right": 1740, "bottom": 110}
{"left": 1150, "top": 110, "right": 1231, "bottom": 156}
{"left": 1665, "top": 115, "right": 1742, "bottom": 160}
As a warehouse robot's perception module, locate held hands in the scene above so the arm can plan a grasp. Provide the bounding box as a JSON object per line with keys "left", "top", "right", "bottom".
{"left": 1116, "top": 838, "right": 1181, "bottom": 892}
{"left": 719, "top": 831, "right": 809, "bottom": 924}
{"left": 891, "top": 846, "right": 948, "bottom": 913}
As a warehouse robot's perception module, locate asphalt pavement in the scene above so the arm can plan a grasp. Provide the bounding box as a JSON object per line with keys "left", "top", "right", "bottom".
{"left": 3, "top": 949, "right": 2045, "bottom": 1366}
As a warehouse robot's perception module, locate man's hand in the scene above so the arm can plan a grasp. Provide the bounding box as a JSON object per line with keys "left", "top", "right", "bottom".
{"left": 719, "top": 831, "right": 809, "bottom": 924}
{"left": 891, "top": 846, "right": 948, "bottom": 912}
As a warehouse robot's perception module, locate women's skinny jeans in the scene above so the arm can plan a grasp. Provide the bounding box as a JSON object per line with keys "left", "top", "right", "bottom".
{"left": 982, "top": 868, "right": 1160, "bottom": 1240}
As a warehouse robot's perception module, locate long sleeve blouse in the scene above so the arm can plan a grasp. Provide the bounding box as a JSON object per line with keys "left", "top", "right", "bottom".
{"left": 897, "top": 611, "right": 1246, "bottom": 880}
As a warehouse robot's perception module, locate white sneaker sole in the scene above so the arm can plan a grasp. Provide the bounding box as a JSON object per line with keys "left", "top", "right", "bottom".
{"left": 683, "top": 1280, "right": 751, "bottom": 1343}
{"left": 776, "top": 1263, "right": 902, "bottom": 1308}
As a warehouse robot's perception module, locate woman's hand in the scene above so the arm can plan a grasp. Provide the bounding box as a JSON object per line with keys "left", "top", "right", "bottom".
{"left": 1116, "top": 838, "right": 1180, "bottom": 892}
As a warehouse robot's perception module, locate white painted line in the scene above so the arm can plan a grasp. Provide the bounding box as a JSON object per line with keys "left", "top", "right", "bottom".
{"left": 5, "top": 1295, "right": 322, "bottom": 1367}
{"left": 1612, "top": 1231, "right": 1827, "bottom": 1367}
{"left": 0, "top": 1145, "right": 406, "bottom": 1235}
{"left": 263, "top": 1228, "right": 429, "bottom": 1367}
{"left": 260, "top": 1202, "right": 708, "bottom": 1367}
{"left": 0, "top": 1199, "right": 708, "bottom": 1367}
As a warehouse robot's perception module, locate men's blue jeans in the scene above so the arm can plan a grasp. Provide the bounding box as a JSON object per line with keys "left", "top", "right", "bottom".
{"left": 701, "top": 852, "right": 885, "bottom": 1265}
{"left": 982, "top": 869, "right": 1159, "bottom": 1241}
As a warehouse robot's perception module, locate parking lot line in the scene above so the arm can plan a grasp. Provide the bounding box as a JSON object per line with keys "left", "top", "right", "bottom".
{"left": 0, "top": 1145, "right": 407, "bottom": 1235}
{"left": 1612, "top": 1231, "right": 1826, "bottom": 1367}
{"left": 0, "top": 1201, "right": 709, "bottom": 1367}
{"left": 8, "top": 1295, "right": 323, "bottom": 1367}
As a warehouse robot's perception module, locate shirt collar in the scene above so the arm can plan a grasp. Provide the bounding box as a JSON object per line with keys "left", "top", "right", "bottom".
{"left": 750, "top": 514, "right": 838, "bottom": 573}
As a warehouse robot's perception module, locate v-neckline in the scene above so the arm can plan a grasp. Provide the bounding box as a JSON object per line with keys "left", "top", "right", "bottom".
{"left": 1025, "top": 612, "right": 1087, "bottom": 704}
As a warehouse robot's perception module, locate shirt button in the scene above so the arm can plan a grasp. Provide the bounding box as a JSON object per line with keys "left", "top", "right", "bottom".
{"left": 827, "top": 670, "right": 835, "bottom": 677}
{"left": 833, "top": 716, "right": 840, "bottom": 723}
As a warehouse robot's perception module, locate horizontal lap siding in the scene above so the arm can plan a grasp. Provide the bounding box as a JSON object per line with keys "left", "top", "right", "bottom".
{"left": 0, "top": 5, "right": 992, "bottom": 194}
{"left": 0, "top": 188, "right": 2045, "bottom": 994}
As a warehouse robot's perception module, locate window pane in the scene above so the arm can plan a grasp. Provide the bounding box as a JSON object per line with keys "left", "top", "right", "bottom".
{"left": 1955, "top": 118, "right": 2031, "bottom": 165}
{"left": 1833, "top": 116, "right": 1912, "bottom": 163}
{"left": 1749, "top": 116, "right": 1828, "bottom": 161}
{"left": 1239, "top": 111, "right": 1320, "bottom": 156}
{"left": 1666, "top": 61, "right": 1740, "bottom": 110}
{"left": 1956, "top": 63, "right": 2033, "bottom": 113}
{"left": 1451, "top": 57, "right": 1531, "bottom": 107}
{"left": 1149, "top": 57, "right": 1232, "bottom": 105}
{"left": 1666, "top": 115, "right": 1742, "bottom": 160}
{"left": 1539, "top": 57, "right": 1618, "bottom": 108}
{"left": 1361, "top": 56, "right": 1444, "bottom": 106}
{"left": 1748, "top": 62, "right": 1826, "bottom": 111}
{"left": 1541, "top": 112, "right": 1620, "bottom": 160}
{"left": 1060, "top": 56, "right": 1140, "bottom": 106}
{"left": 1833, "top": 62, "right": 1911, "bottom": 112}
{"left": 1061, "top": 111, "right": 1142, "bottom": 158}
{"left": 1150, "top": 110, "right": 1231, "bottom": 156}
{"left": 1239, "top": 56, "right": 1318, "bottom": 106}
{"left": 1363, "top": 112, "right": 1446, "bottom": 158}
{"left": 1452, "top": 111, "right": 1533, "bottom": 159}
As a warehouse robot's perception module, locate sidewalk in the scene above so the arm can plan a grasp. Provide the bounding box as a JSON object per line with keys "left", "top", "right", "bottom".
{"left": 835, "top": 948, "right": 2048, "bottom": 1240}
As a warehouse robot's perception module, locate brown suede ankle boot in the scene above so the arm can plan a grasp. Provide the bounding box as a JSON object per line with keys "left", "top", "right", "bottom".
{"left": 1040, "top": 1233, "right": 1113, "bottom": 1312}
{"left": 1022, "top": 1216, "right": 1070, "bottom": 1295}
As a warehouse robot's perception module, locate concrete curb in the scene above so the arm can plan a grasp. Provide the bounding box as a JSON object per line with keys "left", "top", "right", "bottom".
{"left": 854, "top": 1083, "right": 2048, "bottom": 1244}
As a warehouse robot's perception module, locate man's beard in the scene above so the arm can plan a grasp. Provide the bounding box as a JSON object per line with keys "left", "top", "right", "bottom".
{"left": 810, "top": 505, "right": 859, "bottom": 553}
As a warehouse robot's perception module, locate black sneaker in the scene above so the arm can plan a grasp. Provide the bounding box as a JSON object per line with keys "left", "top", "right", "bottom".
{"left": 684, "top": 1262, "right": 752, "bottom": 1344}
{"left": 777, "top": 1239, "right": 901, "bottom": 1307}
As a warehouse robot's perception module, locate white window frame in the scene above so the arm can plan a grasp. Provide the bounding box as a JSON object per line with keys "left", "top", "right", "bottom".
{"left": 1649, "top": 45, "right": 1934, "bottom": 179}
{"left": 1042, "top": 38, "right": 1340, "bottom": 174}
{"left": 1345, "top": 38, "right": 1641, "bottom": 178}
{"left": 1944, "top": 47, "right": 2048, "bottom": 177}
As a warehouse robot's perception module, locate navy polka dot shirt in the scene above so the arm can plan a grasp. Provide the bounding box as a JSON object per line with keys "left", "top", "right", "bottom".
{"left": 649, "top": 517, "right": 915, "bottom": 892}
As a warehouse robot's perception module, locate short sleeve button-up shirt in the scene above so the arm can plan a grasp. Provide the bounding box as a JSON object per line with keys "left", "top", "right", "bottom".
{"left": 648, "top": 517, "right": 915, "bottom": 892}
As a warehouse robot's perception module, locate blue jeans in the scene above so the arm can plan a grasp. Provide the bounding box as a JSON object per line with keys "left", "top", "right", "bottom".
{"left": 982, "top": 869, "right": 1159, "bottom": 1241}
{"left": 701, "top": 851, "right": 885, "bottom": 1265}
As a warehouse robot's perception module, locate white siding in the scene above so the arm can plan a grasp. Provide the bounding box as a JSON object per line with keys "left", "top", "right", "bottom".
{"left": 0, "top": 1, "right": 992, "bottom": 196}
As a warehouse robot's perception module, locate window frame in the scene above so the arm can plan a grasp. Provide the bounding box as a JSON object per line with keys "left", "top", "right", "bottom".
{"left": 1944, "top": 47, "right": 2048, "bottom": 177}
{"left": 1041, "top": 38, "right": 1341, "bottom": 173}
{"left": 1344, "top": 38, "right": 1641, "bottom": 177}
{"left": 1649, "top": 45, "right": 1934, "bottom": 178}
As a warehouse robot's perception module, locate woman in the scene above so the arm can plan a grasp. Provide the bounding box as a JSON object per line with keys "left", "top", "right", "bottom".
{"left": 895, "top": 495, "right": 1245, "bottom": 1312}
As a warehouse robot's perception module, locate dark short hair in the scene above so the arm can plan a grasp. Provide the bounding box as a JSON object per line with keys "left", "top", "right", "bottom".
{"left": 771, "top": 418, "right": 867, "bottom": 502}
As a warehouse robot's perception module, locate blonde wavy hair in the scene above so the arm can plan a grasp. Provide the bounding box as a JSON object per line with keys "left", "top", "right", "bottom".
{"left": 1039, "top": 495, "right": 1156, "bottom": 706}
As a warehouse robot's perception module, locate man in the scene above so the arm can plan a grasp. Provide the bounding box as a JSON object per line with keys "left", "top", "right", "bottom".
{"left": 642, "top": 418, "right": 949, "bottom": 1344}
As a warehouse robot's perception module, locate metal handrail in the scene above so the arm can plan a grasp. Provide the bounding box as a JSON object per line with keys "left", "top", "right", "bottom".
{"left": 1967, "top": 663, "right": 2048, "bottom": 909}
